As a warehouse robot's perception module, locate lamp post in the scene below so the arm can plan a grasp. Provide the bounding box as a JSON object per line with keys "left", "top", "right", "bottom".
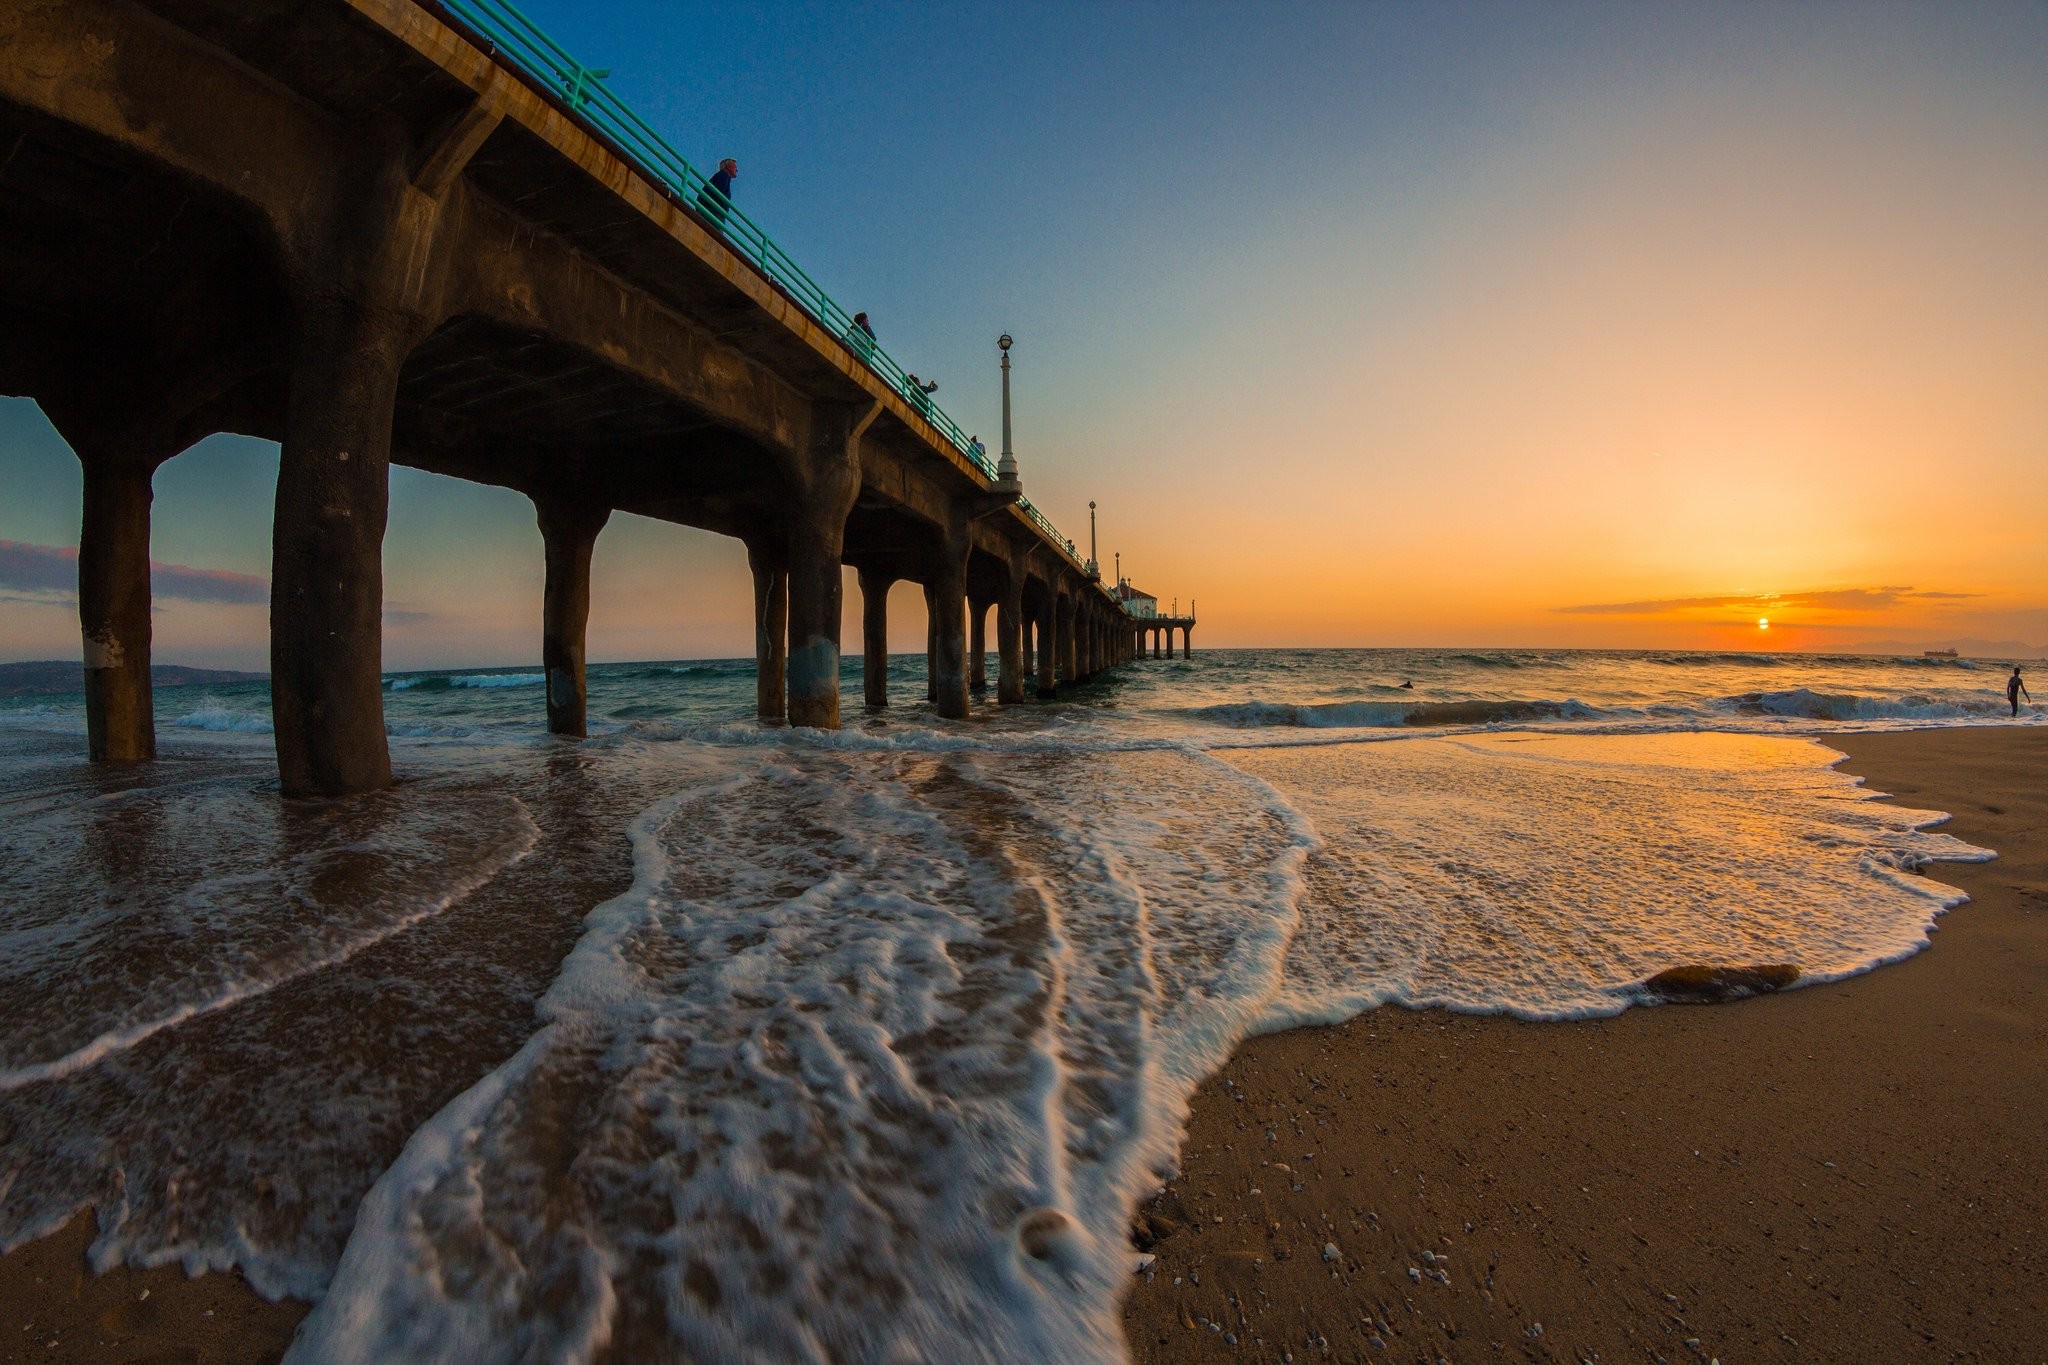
{"left": 1087, "top": 501, "right": 1099, "bottom": 581}
{"left": 996, "top": 334, "right": 1019, "bottom": 488}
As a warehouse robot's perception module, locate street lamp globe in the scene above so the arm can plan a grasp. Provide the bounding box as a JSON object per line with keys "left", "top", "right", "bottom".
{"left": 998, "top": 333, "right": 1012, "bottom": 352}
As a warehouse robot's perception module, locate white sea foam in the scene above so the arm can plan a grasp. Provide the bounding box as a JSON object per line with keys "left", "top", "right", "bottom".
{"left": 0, "top": 784, "right": 540, "bottom": 1092}
{"left": 290, "top": 727, "right": 1986, "bottom": 1362}
{"left": 0, "top": 647, "right": 2018, "bottom": 1359}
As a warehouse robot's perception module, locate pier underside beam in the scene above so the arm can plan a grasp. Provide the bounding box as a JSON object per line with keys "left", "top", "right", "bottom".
{"left": 537, "top": 498, "right": 609, "bottom": 737}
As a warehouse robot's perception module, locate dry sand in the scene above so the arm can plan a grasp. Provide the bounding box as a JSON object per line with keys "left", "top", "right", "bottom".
{"left": 1123, "top": 727, "right": 2048, "bottom": 1362}
{"left": 2, "top": 727, "right": 2040, "bottom": 1362}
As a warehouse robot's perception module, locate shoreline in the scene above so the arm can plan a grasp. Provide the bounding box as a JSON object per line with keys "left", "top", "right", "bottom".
{"left": 2, "top": 726, "right": 2041, "bottom": 1361}
{"left": 1122, "top": 726, "right": 2048, "bottom": 1360}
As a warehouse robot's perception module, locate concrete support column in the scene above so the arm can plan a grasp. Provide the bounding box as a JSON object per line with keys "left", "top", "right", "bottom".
{"left": 76, "top": 457, "right": 158, "bottom": 762}
{"left": 746, "top": 536, "right": 789, "bottom": 723}
{"left": 923, "top": 582, "right": 940, "bottom": 703}
{"left": 997, "top": 575, "right": 1026, "bottom": 705}
{"left": 929, "top": 537, "right": 970, "bottom": 721}
{"left": 1037, "top": 596, "right": 1059, "bottom": 697}
{"left": 969, "top": 597, "right": 989, "bottom": 695}
{"left": 1152, "top": 626, "right": 1161, "bottom": 659}
{"left": 1058, "top": 595, "right": 1077, "bottom": 684}
{"left": 859, "top": 566, "right": 891, "bottom": 709}
{"left": 536, "top": 498, "right": 610, "bottom": 737}
{"left": 786, "top": 457, "right": 860, "bottom": 731}
{"left": 272, "top": 307, "right": 407, "bottom": 798}
{"left": 1183, "top": 626, "right": 1194, "bottom": 658}
{"left": 1165, "top": 626, "right": 1176, "bottom": 660}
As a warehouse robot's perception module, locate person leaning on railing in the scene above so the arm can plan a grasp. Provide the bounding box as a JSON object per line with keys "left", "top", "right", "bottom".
{"left": 904, "top": 372, "right": 938, "bottom": 417}
{"left": 696, "top": 157, "right": 737, "bottom": 229}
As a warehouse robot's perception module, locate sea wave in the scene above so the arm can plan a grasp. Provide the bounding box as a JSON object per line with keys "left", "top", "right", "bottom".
{"left": 171, "top": 706, "right": 275, "bottom": 734}
{"left": 1179, "top": 697, "right": 1607, "bottom": 729}
{"left": 387, "top": 673, "right": 545, "bottom": 691}
{"left": 1721, "top": 688, "right": 2003, "bottom": 722}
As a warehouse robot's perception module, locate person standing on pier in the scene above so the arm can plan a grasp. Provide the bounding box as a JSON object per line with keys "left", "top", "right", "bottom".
{"left": 905, "top": 373, "right": 937, "bottom": 417}
{"left": 846, "top": 312, "right": 877, "bottom": 359}
{"left": 697, "top": 157, "right": 738, "bottom": 229}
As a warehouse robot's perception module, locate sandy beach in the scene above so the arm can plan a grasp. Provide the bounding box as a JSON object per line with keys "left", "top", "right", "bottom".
{"left": 1123, "top": 726, "right": 2048, "bottom": 1361}
{"left": 1, "top": 725, "right": 2040, "bottom": 1362}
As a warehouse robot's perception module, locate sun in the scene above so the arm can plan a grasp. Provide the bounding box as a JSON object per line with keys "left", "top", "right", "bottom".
{"left": 1758, "top": 617, "right": 1770, "bottom": 630}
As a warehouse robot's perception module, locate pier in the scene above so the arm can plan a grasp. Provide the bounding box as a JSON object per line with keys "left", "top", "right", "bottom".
{"left": 0, "top": 0, "right": 1192, "bottom": 795}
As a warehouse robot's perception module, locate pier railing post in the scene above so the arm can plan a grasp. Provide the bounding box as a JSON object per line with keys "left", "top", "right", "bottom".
{"left": 859, "top": 566, "right": 891, "bottom": 709}
{"left": 746, "top": 535, "right": 789, "bottom": 723}
{"left": 537, "top": 498, "right": 610, "bottom": 737}
{"left": 75, "top": 454, "right": 159, "bottom": 762}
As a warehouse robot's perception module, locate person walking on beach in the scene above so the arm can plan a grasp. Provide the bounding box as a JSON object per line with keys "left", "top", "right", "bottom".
{"left": 2009, "top": 666, "right": 2031, "bottom": 717}
{"left": 697, "top": 157, "right": 738, "bottom": 229}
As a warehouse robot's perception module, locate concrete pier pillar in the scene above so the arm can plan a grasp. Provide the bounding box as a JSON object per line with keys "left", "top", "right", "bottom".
{"left": 969, "top": 598, "right": 988, "bottom": 695}
{"left": 536, "top": 498, "right": 610, "bottom": 737}
{"left": 746, "top": 536, "right": 789, "bottom": 723}
{"left": 930, "top": 561, "right": 969, "bottom": 720}
{"left": 785, "top": 461, "right": 859, "bottom": 731}
{"left": 76, "top": 457, "right": 158, "bottom": 762}
{"left": 1183, "top": 626, "right": 1193, "bottom": 658}
{"left": 1058, "top": 595, "right": 1077, "bottom": 684}
{"left": 1152, "top": 626, "right": 1161, "bottom": 659}
{"left": 272, "top": 308, "right": 406, "bottom": 798}
{"left": 1165, "top": 626, "right": 1176, "bottom": 660}
{"left": 859, "top": 566, "right": 891, "bottom": 709}
{"left": 1037, "top": 596, "right": 1058, "bottom": 697}
{"left": 997, "top": 577, "right": 1026, "bottom": 705}
{"left": 924, "top": 582, "right": 940, "bottom": 703}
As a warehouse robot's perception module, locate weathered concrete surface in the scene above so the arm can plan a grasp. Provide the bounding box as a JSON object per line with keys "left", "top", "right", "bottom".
{"left": 537, "top": 498, "right": 609, "bottom": 736}
{"left": 859, "top": 566, "right": 891, "bottom": 708}
{"left": 75, "top": 458, "right": 156, "bottom": 761}
{"left": 747, "top": 536, "right": 789, "bottom": 723}
{"left": 0, "top": 0, "right": 1140, "bottom": 788}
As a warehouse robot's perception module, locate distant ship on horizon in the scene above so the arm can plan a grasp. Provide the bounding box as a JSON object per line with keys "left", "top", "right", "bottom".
{"left": 1922, "top": 648, "right": 1959, "bottom": 658}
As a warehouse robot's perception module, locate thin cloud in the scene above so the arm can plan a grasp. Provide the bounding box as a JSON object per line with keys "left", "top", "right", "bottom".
{"left": 1556, "top": 586, "right": 1981, "bottom": 616}
{"left": 1, "top": 539, "right": 266, "bottom": 605}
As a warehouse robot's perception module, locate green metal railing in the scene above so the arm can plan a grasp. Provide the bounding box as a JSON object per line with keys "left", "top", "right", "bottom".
{"left": 433, "top": 0, "right": 1078, "bottom": 544}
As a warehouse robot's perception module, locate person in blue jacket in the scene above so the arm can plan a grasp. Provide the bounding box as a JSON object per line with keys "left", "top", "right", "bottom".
{"left": 697, "top": 157, "right": 737, "bottom": 228}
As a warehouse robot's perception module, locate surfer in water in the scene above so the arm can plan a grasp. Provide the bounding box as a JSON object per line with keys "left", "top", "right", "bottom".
{"left": 2009, "top": 666, "right": 2031, "bottom": 717}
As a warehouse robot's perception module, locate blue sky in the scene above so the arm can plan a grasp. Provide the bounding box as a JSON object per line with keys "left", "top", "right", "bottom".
{"left": 4, "top": 1, "right": 2045, "bottom": 667}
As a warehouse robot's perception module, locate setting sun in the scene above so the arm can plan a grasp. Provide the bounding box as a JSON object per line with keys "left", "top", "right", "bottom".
{"left": 1758, "top": 618, "right": 1770, "bottom": 630}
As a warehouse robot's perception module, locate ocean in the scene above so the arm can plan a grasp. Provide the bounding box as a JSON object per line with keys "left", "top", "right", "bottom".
{"left": 0, "top": 646, "right": 2027, "bottom": 1361}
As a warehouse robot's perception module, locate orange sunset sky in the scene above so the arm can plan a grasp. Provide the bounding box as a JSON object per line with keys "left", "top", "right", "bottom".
{"left": 2, "top": 1, "right": 2044, "bottom": 670}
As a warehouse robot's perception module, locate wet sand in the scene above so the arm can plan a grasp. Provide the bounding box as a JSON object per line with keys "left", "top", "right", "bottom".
{"left": 1123, "top": 726, "right": 2048, "bottom": 1361}
{"left": 1, "top": 726, "right": 2040, "bottom": 1362}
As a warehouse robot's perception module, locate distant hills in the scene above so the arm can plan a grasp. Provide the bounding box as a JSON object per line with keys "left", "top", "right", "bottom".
{"left": 1846, "top": 639, "right": 2047, "bottom": 660}
{"left": 0, "top": 660, "right": 267, "bottom": 697}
